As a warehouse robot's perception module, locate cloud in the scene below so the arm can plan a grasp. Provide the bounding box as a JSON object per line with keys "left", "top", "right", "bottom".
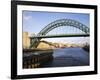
{"left": 23, "top": 15, "right": 32, "bottom": 20}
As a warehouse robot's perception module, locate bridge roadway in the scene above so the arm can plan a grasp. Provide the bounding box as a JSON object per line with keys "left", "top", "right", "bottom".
{"left": 30, "top": 34, "right": 89, "bottom": 39}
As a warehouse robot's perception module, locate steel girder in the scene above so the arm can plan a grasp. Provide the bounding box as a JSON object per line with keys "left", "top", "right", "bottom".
{"left": 30, "top": 19, "right": 89, "bottom": 48}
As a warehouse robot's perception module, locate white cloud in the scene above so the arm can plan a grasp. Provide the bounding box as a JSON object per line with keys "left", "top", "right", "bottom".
{"left": 23, "top": 15, "right": 32, "bottom": 20}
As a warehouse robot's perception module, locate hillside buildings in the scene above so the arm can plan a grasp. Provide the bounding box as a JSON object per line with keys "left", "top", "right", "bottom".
{"left": 23, "top": 32, "right": 30, "bottom": 49}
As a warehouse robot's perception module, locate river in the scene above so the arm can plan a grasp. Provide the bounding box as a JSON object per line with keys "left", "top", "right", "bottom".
{"left": 41, "top": 47, "right": 89, "bottom": 67}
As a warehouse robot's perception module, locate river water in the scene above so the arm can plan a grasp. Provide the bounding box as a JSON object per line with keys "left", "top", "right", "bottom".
{"left": 42, "top": 47, "right": 89, "bottom": 67}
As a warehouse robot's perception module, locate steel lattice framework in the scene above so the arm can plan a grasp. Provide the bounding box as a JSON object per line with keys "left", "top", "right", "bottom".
{"left": 30, "top": 19, "right": 89, "bottom": 48}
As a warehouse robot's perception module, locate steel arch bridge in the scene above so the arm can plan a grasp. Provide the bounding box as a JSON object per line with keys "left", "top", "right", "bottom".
{"left": 30, "top": 19, "right": 90, "bottom": 48}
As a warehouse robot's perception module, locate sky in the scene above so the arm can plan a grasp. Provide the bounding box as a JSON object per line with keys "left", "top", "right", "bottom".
{"left": 23, "top": 11, "right": 90, "bottom": 44}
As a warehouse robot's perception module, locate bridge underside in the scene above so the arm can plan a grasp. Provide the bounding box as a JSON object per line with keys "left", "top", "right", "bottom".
{"left": 30, "top": 34, "right": 89, "bottom": 39}
{"left": 29, "top": 34, "right": 89, "bottom": 48}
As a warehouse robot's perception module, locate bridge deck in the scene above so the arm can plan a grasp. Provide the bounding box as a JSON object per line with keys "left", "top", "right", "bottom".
{"left": 30, "top": 34, "right": 89, "bottom": 38}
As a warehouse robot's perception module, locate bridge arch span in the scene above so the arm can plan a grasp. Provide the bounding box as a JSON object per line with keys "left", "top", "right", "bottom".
{"left": 30, "top": 19, "right": 89, "bottom": 48}
{"left": 38, "top": 19, "right": 89, "bottom": 36}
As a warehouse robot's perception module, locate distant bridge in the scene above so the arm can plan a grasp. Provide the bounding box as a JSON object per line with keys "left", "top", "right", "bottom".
{"left": 30, "top": 19, "right": 89, "bottom": 48}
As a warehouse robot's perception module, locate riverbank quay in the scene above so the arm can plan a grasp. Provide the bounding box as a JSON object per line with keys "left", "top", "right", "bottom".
{"left": 23, "top": 49, "right": 53, "bottom": 68}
